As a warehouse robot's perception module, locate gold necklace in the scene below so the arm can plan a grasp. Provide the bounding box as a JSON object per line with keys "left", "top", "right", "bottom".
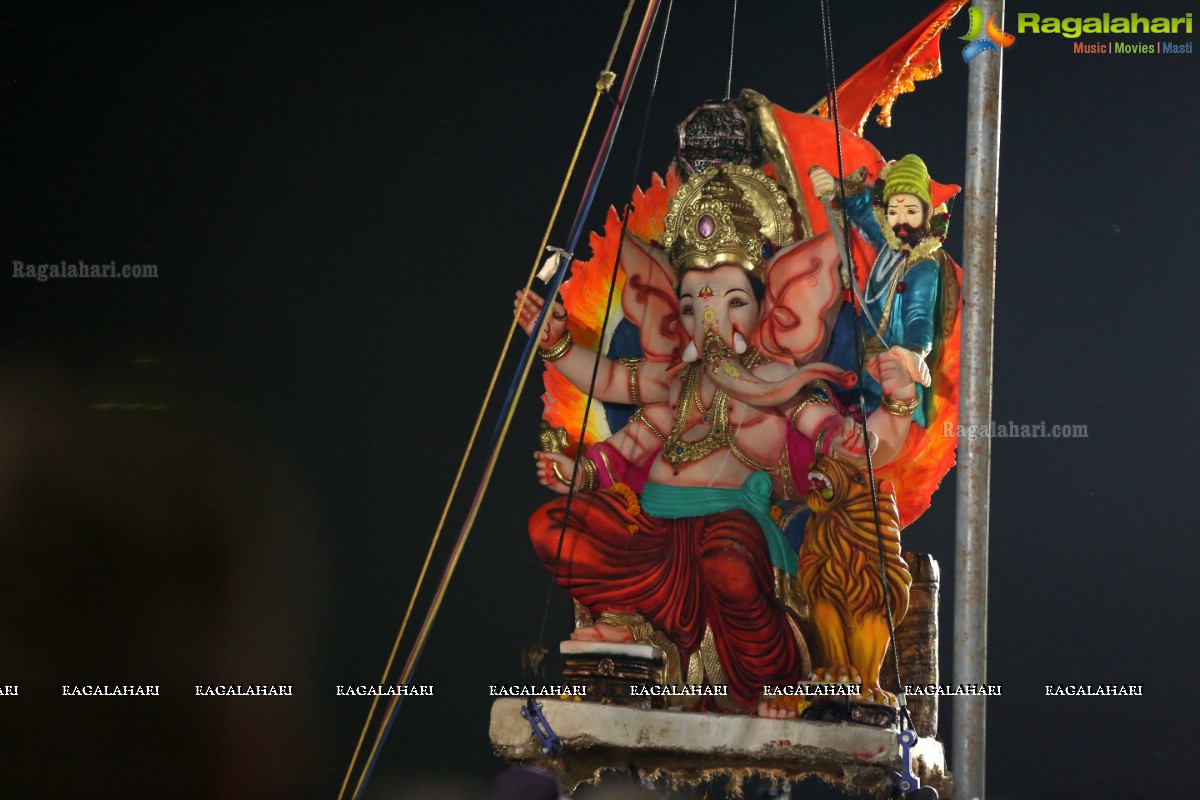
{"left": 693, "top": 380, "right": 713, "bottom": 419}
{"left": 662, "top": 363, "right": 781, "bottom": 475}
{"left": 662, "top": 365, "right": 731, "bottom": 470}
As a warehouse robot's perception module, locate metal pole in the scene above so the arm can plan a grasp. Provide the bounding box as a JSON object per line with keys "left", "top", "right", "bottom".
{"left": 954, "top": 1, "right": 1004, "bottom": 798}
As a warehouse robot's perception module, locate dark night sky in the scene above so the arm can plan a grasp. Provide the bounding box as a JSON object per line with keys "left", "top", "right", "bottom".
{"left": 3, "top": 2, "right": 1198, "bottom": 798}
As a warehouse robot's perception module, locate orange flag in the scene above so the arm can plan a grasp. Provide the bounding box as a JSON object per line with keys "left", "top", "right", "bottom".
{"left": 815, "top": 0, "right": 969, "bottom": 134}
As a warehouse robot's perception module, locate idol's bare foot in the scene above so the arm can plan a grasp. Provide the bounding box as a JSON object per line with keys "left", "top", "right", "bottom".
{"left": 570, "top": 622, "right": 635, "bottom": 643}
{"left": 757, "top": 695, "right": 800, "bottom": 719}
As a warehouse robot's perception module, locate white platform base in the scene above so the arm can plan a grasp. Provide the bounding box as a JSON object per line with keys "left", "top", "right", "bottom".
{"left": 489, "top": 698, "right": 951, "bottom": 797}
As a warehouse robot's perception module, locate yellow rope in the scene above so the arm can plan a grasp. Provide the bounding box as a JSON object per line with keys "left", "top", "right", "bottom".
{"left": 349, "top": 237, "right": 576, "bottom": 794}
{"left": 336, "top": 82, "right": 607, "bottom": 800}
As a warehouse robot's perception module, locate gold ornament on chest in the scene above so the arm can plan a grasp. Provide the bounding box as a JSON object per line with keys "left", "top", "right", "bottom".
{"left": 661, "top": 364, "right": 779, "bottom": 476}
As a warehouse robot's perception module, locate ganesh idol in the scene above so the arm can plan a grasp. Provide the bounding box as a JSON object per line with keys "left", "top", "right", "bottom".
{"left": 514, "top": 163, "right": 922, "bottom": 716}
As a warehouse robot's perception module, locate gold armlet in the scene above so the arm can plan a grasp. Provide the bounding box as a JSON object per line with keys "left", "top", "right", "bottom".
{"left": 790, "top": 382, "right": 832, "bottom": 431}
{"left": 620, "top": 357, "right": 643, "bottom": 405}
{"left": 880, "top": 392, "right": 920, "bottom": 416}
{"left": 538, "top": 330, "right": 574, "bottom": 362}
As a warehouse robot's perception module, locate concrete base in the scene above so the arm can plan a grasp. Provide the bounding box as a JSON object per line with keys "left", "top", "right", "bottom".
{"left": 490, "top": 698, "right": 951, "bottom": 797}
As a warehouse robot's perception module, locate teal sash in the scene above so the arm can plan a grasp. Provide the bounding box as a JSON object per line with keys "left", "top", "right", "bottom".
{"left": 640, "top": 472, "right": 796, "bottom": 576}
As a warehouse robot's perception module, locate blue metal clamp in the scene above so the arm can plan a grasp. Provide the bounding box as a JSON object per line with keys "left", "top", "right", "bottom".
{"left": 892, "top": 728, "right": 938, "bottom": 799}
{"left": 520, "top": 699, "right": 561, "bottom": 758}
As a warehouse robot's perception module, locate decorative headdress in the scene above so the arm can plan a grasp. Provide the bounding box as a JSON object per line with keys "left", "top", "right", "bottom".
{"left": 660, "top": 163, "right": 794, "bottom": 280}
{"left": 881, "top": 154, "right": 932, "bottom": 206}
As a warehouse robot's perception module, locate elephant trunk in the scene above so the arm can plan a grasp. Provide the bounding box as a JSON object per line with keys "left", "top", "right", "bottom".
{"left": 707, "top": 357, "right": 856, "bottom": 408}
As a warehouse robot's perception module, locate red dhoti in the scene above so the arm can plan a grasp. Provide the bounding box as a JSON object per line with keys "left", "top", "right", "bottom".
{"left": 529, "top": 487, "right": 806, "bottom": 709}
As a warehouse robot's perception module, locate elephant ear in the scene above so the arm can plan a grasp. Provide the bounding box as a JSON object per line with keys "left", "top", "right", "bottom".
{"left": 620, "top": 234, "right": 686, "bottom": 363}
{"left": 756, "top": 231, "right": 843, "bottom": 365}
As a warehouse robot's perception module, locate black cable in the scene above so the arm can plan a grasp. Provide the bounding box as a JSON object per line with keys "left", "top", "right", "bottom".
{"left": 818, "top": 0, "right": 912, "bottom": 731}
{"left": 534, "top": 0, "right": 676, "bottom": 651}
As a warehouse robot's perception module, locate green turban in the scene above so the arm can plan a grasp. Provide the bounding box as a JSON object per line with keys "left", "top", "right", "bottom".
{"left": 883, "top": 155, "right": 931, "bottom": 206}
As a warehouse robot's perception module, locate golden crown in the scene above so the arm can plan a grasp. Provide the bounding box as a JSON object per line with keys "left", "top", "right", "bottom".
{"left": 661, "top": 163, "right": 795, "bottom": 279}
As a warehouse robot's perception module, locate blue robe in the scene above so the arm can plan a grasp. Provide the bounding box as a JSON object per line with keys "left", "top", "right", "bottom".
{"left": 834, "top": 190, "right": 940, "bottom": 428}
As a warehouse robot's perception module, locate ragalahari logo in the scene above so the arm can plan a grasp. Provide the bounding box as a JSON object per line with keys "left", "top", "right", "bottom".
{"left": 960, "top": 7, "right": 1015, "bottom": 62}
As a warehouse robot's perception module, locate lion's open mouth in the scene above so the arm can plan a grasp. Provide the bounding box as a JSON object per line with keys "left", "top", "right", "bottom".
{"left": 808, "top": 470, "right": 834, "bottom": 501}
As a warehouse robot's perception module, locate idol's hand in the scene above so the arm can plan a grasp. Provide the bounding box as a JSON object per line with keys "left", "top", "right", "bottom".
{"left": 514, "top": 289, "right": 568, "bottom": 347}
{"left": 867, "top": 346, "right": 929, "bottom": 398}
{"left": 809, "top": 166, "right": 836, "bottom": 201}
{"left": 830, "top": 415, "right": 878, "bottom": 458}
{"left": 533, "top": 451, "right": 576, "bottom": 495}
{"left": 808, "top": 165, "right": 869, "bottom": 202}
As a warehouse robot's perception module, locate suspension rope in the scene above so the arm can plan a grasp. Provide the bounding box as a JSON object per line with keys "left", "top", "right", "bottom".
{"left": 817, "top": 0, "right": 912, "bottom": 731}
{"left": 725, "top": 0, "right": 738, "bottom": 99}
{"left": 606, "top": 0, "right": 637, "bottom": 73}
{"left": 537, "top": 0, "right": 676, "bottom": 648}
{"left": 334, "top": 4, "right": 654, "bottom": 799}
{"left": 336, "top": 85, "right": 603, "bottom": 800}
{"left": 336, "top": 93, "right": 601, "bottom": 800}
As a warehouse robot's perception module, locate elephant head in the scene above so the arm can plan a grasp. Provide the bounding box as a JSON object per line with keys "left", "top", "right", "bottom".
{"left": 620, "top": 231, "right": 855, "bottom": 407}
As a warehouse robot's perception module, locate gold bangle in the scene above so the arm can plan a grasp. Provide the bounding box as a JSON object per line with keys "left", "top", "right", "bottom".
{"left": 578, "top": 456, "right": 597, "bottom": 491}
{"left": 538, "top": 330, "right": 573, "bottom": 362}
{"left": 880, "top": 392, "right": 920, "bottom": 416}
{"left": 551, "top": 462, "right": 572, "bottom": 487}
{"left": 552, "top": 455, "right": 597, "bottom": 491}
{"left": 814, "top": 427, "right": 830, "bottom": 456}
{"left": 620, "top": 358, "right": 643, "bottom": 406}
